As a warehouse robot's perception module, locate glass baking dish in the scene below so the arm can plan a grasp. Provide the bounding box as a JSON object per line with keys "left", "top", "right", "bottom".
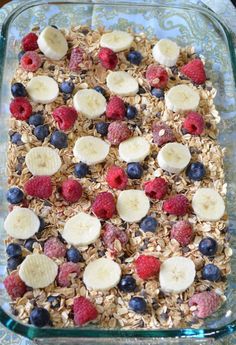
{"left": 0, "top": 0, "right": 236, "bottom": 343}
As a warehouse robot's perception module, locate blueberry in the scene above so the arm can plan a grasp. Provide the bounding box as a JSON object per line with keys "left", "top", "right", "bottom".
{"left": 6, "top": 243, "right": 22, "bottom": 257}
{"left": 38, "top": 216, "right": 46, "bottom": 232}
{"left": 11, "top": 132, "right": 23, "bottom": 146}
{"left": 18, "top": 50, "right": 25, "bottom": 61}
{"left": 140, "top": 216, "right": 158, "bottom": 232}
{"left": 202, "top": 264, "right": 221, "bottom": 281}
{"left": 24, "top": 239, "right": 36, "bottom": 252}
{"left": 6, "top": 187, "right": 24, "bottom": 204}
{"left": 95, "top": 122, "right": 109, "bottom": 136}
{"left": 186, "top": 162, "right": 206, "bottom": 181}
{"left": 50, "top": 131, "right": 68, "bottom": 149}
{"left": 7, "top": 255, "right": 23, "bottom": 271}
{"left": 11, "top": 83, "right": 27, "bottom": 98}
{"left": 33, "top": 125, "right": 50, "bottom": 141}
{"left": 199, "top": 237, "right": 217, "bottom": 256}
{"left": 151, "top": 88, "right": 164, "bottom": 98}
{"left": 129, "top": 297, "right": 147, "bottom": 314}
{"left": 47, "top": 296, "right": 60, "bottom": 308}
{"left": 127, "top": 162, "right": 143, "bottom": 179}
{"left": 28, "top": 113, "right": 44, "bottom": 126}
{"left": 60, "top": 81, "right": 74, "bottom": 94}
{"left": 94, "top": 86, "right": 106, "bottom": 97}
{"left": 126, "top": 105, "right": 138, "bottom": 119}
{"left": 118, "top": 275, "right": 137, "bottom": 292}
{"left": 74, "top": 162, "right": 89, "bottom": 178}
{"left": 30, "top": 307, "right": 50, "bottom": 327}
{"left": 127, "top": 51, "right": 143, "bottom": 65}
{"left": 66, "top": 247, "right": 83, "bottom": 263}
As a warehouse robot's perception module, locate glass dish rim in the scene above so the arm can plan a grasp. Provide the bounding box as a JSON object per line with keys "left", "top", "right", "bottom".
{"left": 0, "top": 0, "right": 236, "bottom": 340}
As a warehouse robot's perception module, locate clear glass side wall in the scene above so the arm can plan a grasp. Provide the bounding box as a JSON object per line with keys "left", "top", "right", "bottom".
{"left": 0, "top": 0, "right": 236, "bottom": 340}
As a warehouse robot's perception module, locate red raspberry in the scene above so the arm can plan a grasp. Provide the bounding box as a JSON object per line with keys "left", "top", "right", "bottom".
{"left": 21, "top": 51, "right": 42, "bottom": 72}
{"left": 73, "top": 296, "right": 98, "bottom": 326}
{"left": 106, "top": 96, "right": 126, "bottom": 120}
{"left": 102, "top": 223, "right": 128, "bottom": 252}
{"left": 61, "top": 179, "right": 82, "bottom": 203}
{"left": 146, "top": 64, "right": 168, "bottom": 88}
{"left": 10, "top": 97, "right": 32, "bottom": 121}
{"left": 152, "top": 122, "right": 176, "bottom": 146}
{"left": 98, "top": 47, "right": 118, "bottom": 70}
{"left": 143, "top": 177, "right": 168, "bottom": 200}
{"left": 24, "top": 176, "right": 52, "bottom": 199}
{"left": 181, "top": 59, "right": 206, "bottom": 85}
{"left": 171, "top": 220, "right": 193, "bottom": 246}
{"left": 21, "top": 32, "right": 38, "bottom": 51}
{"left": 69, "top": 47, "right": 84, "bottom": 72}
{"left": 135, "top": 255, "right": 161, "bottom": 280}
{"left": 4, "top": 272, "right": 27, "bottom": 299}
{"left": 107, "top": 121, "right": 131, "bottom": 145}
{"left": 163, "top": 194, "right": 189, "bottom": 216}
{"left": 44, "top": 237, "right": 67, "bottom": 259}
{"left": 57, "top": 262, "right": 80, "bottom": 287}
{"left": 92, "top": 192, "right": 116, "bottom": 219}
{"left": 189, "top": 291, "right": 221, "bottom": 318}
{"left": 53, "top": 106, "right": 78, "bottom": 131}
{"left": 182, "top": 112, "right": 205, "bottom": 135}
{"left": 106, "top": 165, "right": 128, "bottom": 190}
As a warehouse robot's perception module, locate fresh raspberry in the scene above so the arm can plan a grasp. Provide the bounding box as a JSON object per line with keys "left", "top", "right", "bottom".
{"left": 92, "top": 192, "right": 116, "bottom": 219}
{"left": 61, "top": 179, "right": 82, "bottom": 203}
{"left": 180, "top": 59, "right": 206, "bottom": 84}
{"left": 73, "top": 296, "right": 98, "bottom": 326}
{"left": 24, "top": 176, "right": 52, "bottom": 199}
{"left": 53, "top": 106, "right": 78, "bottom": 131}
{"left": 21, "top": 51, "right": 42, "bottom": 72}
{"left": 107, "top": 121, "right": 131, "bottom": 145}
{"left": 21, "top": 32, "right": 38, "bottom": 51}
{"left": 189, "top": 291, "right": 221, "bottom": 318}
{"left": 171, "top": 220, "right": 193, "bottom": 246}
{"left": 69, "top": 47, "right": 84, "bottom": 72}
{"left": 44, "top": 237, "right": 66, "bottom": 259}
{"left": 163, "top": 194, "right": 189, "bottom": 216}
{"left": 106, "top": 165, "right": 128, "bottom": 190}
{"left": 146, "top": 64, "right": 168, "bottom": 88}
{"left": 57, "top": 262, "right": 80, "bottom": 287}
{"left": 102, "top": 223, "right": 128, "bottom": 252}
{"left": 10, "top": 97, "right": 32, "bottom": 121}
{"left": 4, "top": 272, "right": 27, "bottom": 299}
{"left": 106, "top": 96, "right": 126, "bottom": 120}
{"left": 135, "top": 255, "right": 161, "bottom": 280}
{"left": 98, "top": 47, "right": 118, "bottom": 70}
{"left": 182, "top": 112, "right": 205, "bottom": 135}
{"left": 152, "top": 122, "right": 176, "bottom": 146}
{"left": 143, "top": 177, "right": 168, "bottom": 200}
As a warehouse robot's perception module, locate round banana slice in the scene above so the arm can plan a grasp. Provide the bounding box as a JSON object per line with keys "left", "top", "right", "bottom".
{"left": 165, "top": 84, "right": 200, "bottom": 112}
{"left": 83, "top": 258, "right": 121, "bottom": 290}
{"left": 26, "top": 76, "right": 59, "bottom": 104}
{"left": 152, "top": 39, "right": 180, "bottom": 67}
{"left": 73, "top": 136, "right": 110, "bottom": 165}
{"left": 100, "top": 30, "right": 133, "bottom": 52}
{"left": 157, "top": 142, "right": 191, "bottom": 174}
{"left": 117, "top": 190, "right": 150, "bottom": 223}
{"left": 62, "top": 212, "right": 101, "bottom": 246}
{"left": 4, "top": 207, "right": 40, "bottom": 240}
{"left": 192, "top": 188, "right": 225, "bottom": 221}
{"left": 19, "top": 254, "right": 58, "bottom": 288}
{"left": 73, "top": 89, "right": 107, "bottom": 119}
{"left": 25, "top": 147, "right": 62, "bottom": 176}
{"left": 119, "top": 136, "right": 150, "bottom": 163}
{"left": 106, "top": 71, "right": 139, "bottom": 96}
{"left": 37, "top": 26, "right": 68, "bottom": 60}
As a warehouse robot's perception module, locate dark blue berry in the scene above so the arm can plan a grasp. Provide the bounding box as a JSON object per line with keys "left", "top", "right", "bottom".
{"left": 11, "top": 83, "right": 27, "bottom": 98}
{"left": 11, "top": 132, "right": 23, "bottom": 146}
{"left": 30, "top": 307, "right": 50, "bottom": 327}
{"left": 50, "top": 131, "right": 68, "bottom": 149}
{"left": 94, "top": 86, "right": 106, "bottom": 97}
{"left": 6, "top": 243, "right": 22, "bottom": 257}
{"left": 129, "top": 297, "right": 147, "bottom": 314}
{"left": 127, "top": 51, "right": 143, "bottom": 65}
{"left": 95, "top": 122, "right": 109, "bottom": 136}
{"left": 118, "top": 275, "right": 137, "bottom": 292}
{"left": 47, "top": 296, "right": 60, "bottom": 308}
{"left": 18, "top": 50, "right": 25, "bottom": 61}
{"left": 151, "top": 88, "right": 164, "bottom": 98}
{"left": 60, "top": 81, "right": 74, "bottom": 94}
{"left": 127, "top": 163, "right": 143, "bottom": 179}
{"left": 38, "top": 217, "right": 46, "bottom": 232}
{"left": 202, "top": 264, "right": 221, "bottom": 281}
{"left": 7, "top": 255, "right": 23, "bottom": 271}
{"left": 140, "top": 216, "right": 158, "bottom": 232}
{"left": 66, "top": 247, "right": 83, "bottom": 263}
{"left": 74, "top": 162, "right": 89, "bottom": 178}
{"left": 199, "top": 237, "right": 217, "bottom": 256}
{"left": 33, "top": 125, "right": 50, "bottom": 141}
{"left": 6, "top": 187, "right": 24, "bottom": 204}
{"left": 126, "top": 105, "right": 138, "bottom": 119}
{"left": 28, "top": 113, "right": 44, "bottom": 126}
{"left": 24, "top": 239, "right": 36, "bottom": 252}
{"left": 186, "top": 162, "right": 206, "bottom": 181}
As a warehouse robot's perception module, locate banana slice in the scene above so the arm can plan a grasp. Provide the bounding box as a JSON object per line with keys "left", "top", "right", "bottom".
{"left": 192, "top": 188, "right": 225, "bottom": 221}
{"left": 100, "top": 30, "right": 133, "bottom": 53}
{"left": 119, "top": 136, "right": 150, "bottom": 163}
{"left": 4, "top": 207, "right": 40, "bottom": 240}
{"left": 152, "top": 39, "right": 180, "bottom": 67}
{"left": 73, "top": 89, "right": 107, "bottom": 119}
{"left": 157, "top": 142, "right": 191, "bottom": 174}
{"left": 19, "top": 254, "right": 58, "bottom": 288}
{"left": 165, "top": 85, "right": 200, "bottom": 112}
{"left": 106, "top": 71, "right": 139, "bottom": 96}
{"left": 159, "top": 256, "right": 196, "bottom": 293}
{"left": 26, "top": 76, "right": 59, "bottom": 104}
{"left": 25, "top": 147, "right": 62, "bottom": 176}
{"left": 37, "top": 26, "right": 68, "bottom": 60}
{"left": 62, "top": 212, "right": 101, "bottom": 246}
{"left": 73, "top": 136, "right": 110, "bottom": 165}
{"left": 83, "top": 258, "right": 121, "bottom": 290}
{"left": 117, "top": 190, "right": 150, "bottom": 223}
